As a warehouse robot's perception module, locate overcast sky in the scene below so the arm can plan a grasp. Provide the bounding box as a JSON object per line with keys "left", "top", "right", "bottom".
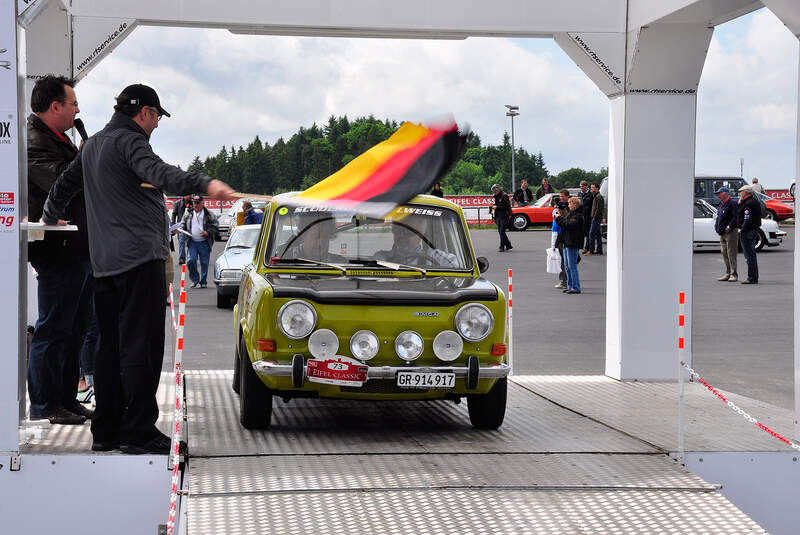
{"left": 74, "top": 7, "right": 798, "bottom": 190}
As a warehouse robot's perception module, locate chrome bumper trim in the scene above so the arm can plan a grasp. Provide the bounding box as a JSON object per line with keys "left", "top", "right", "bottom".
{"left": 252, "top": 360, "right": 510, "bottom": 379}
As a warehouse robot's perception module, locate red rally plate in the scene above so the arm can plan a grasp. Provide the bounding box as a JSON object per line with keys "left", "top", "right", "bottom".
{"left": 307, "top": 356, "right": 369, "bottom": 387}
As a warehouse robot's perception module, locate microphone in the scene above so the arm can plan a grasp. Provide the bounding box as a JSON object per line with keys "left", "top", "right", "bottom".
{"left": 73, "top": 118, "right": 88, "bottom": 141}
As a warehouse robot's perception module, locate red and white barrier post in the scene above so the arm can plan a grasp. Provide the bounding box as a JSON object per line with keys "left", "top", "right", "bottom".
{"left": 167, "top": 264, "right": 187, "bottom": 535}
{"left": 508, "top": 269, "right": 513, "bottom": 376}
{"left": 677, "top": 291, "right": 686, "bottom": 464}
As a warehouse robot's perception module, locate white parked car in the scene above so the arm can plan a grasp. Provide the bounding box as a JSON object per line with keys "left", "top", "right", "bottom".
{"left": 693, "top": 199, "right": 786, "bottom": 251}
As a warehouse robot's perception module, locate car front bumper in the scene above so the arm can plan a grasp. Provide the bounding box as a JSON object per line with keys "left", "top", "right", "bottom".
{"left": 214, "top": 279, "right": 241, "bottom": 295}
{"left": 253, "top": 359, "right": 511, "bottom": 379}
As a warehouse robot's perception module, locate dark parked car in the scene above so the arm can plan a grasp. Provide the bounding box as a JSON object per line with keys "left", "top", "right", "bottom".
{"left": 694, "top": 175, "right": 747, "bottom": 206}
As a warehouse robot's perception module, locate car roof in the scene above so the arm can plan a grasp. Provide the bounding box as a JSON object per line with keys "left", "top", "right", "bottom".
{"left": 270, "top": 192, "right": 463, "bottom": 211}
{"left": 231, "top": 224, "right": 261, "bottom": 231}
{"left": 695, "top": 175, "right": 745, "bottom": 180}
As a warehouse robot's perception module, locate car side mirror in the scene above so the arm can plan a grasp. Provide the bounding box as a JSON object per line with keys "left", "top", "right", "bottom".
{"left": 477, "top": 256, "right": 489, "bottom": 273}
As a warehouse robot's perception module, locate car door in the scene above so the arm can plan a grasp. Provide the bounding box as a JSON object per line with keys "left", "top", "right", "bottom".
{"left": 693, "top": 202, "right": 717, "bottom": 243}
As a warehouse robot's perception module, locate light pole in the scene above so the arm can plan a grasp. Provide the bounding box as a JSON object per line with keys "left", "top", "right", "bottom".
{"left": 505, "top": 105, "right": 520, "bottom": 193}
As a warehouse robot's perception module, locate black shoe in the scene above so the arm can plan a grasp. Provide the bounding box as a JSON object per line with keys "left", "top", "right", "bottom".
{"left": 121, "top": 433, "right": 172, "bottom": 455}
{"left": 48, "top": 408, "right": 86, "bottom": 425}
{"left": 505, "top": 245, "right": 513, "bottom": 251}
{"left": 566, "top": 290, "right": 582, "bottom": 294}
{"left": 66, "top": 403, "right": 94, "bottom": 419}
{"left": 200, "top": 283, "right": 207, "bottom": 288}
{"left": 91, "top": 440, "right": 119, "bottom": 452}
{"left": 498, "top": 247, "right": 505, "bottom": 252}
{"left": 178, "top": 259, "right": 186, "bottom": 265}
{"left": 562, "top": 289, "right": 570, "bottom": 293}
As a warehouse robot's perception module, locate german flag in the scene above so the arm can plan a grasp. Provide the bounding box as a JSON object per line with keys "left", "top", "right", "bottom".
{"left": 290, "top": 119, "right": 467, "bottom": 217}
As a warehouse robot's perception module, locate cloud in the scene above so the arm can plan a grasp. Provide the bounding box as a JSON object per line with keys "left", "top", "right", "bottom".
{"left": 696, "top": 9, "right": 798, "bottom": 187}
{"left": 72, "top": 9, "right": 797, "bottom": 188}
{"left": 75, "top": 27, "right": 609, "bottom": 176}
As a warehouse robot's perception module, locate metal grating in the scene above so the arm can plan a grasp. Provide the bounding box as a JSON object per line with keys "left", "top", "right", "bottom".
{"left": 21, "top": 372, "right": 175, "bottom": 455}
{"left": 187, "top": 489, "right": 767, "bottom": 535}
{"left": 512, "top": 375, "right": 796, "bottom": 452}
{"left": 189, "top": 453, "right": 713, "bottom": 496}
{"left": 185, "top": 370, "right": 655, "bottom": 457}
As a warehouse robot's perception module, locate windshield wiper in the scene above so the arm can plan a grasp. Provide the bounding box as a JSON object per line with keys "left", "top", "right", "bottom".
{"left": 350, "top": 258, "right": 426, "bottom": 276}
{"left": 270, "top": 257, "right": 347, "bottom": 274}
{"left": 227, "top": 245, "right": 252, "bottom": 249}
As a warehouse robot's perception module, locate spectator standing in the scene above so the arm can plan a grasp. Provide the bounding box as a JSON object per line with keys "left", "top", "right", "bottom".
{"left": 183, "top": 195, "right": 219, "bottom": 288}
{"left": 750, "top": 177, "right": 765, "bottom": 194}
{"left": 578, "top": 180, "right": 593, "bottom": 252}
{"left": 552, "top": 198, "right": 568, "bottom": 289}
{"left": 586, "top": 183, "right": 604, "bottom": 255}
{"left": 555, "top": 197, "right": 584, "bottom": 294}
{"left": 490, "top": 184, "right": 513, "bottom": 252}
{"left": 737, "top": 185, "right": 761, "bottom": 284}
{"left": 513, "top": 179, "right": 534, "bottom": 206}
{"left": 171, "top": 194, "right": 192, "bottom": 264}
{"left": 429, "top": 182, "right": 445, "bottom": 198}
{"left": 242, "top": 200, "right": 264, "bottom": 225}
{"left": 43, "top": 83, "right": 235, "bottom": 453}
{"left": 714, "top": 187, "right": 738, "bottom": 282}
{"left": 27, "top": 75, "right": 93, "bottom": 425}
{"left": 535, "top": 177, "right": 555, "bottom": 200}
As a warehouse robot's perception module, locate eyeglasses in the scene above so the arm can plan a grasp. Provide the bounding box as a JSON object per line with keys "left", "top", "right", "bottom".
{"left": 148, "top": 107, "right": 163, "bottom": 121}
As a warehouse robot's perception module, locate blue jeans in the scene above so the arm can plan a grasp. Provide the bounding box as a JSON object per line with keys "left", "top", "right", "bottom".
{"left": 28, "top": 260, "right": 93, "bottom": 417}
{"left": 177, "top": 231, "right": 188, "bottom": 262}
{"left": 739, "top": 229, "right": 759, "bottom": 283}
{"left": 187, "top": 239, "right": 211, "bottom": 285}
{"left": 588, "top": 219, "right": 603, "bottom": 254}
{"left": 564, "top": 247, "right": 581, "bottom": 292}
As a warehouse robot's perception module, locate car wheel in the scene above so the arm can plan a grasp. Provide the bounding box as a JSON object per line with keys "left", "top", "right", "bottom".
{"left": 232, "top": 336, "right": 241, "bottom": 395}
{"left": 754, "top": 229, "right": 766, "bottom": 252}
{"left": 467, "top": 377, "right": 507, "bottom": 430}
{"left": 239, "top": 338, "right": 272, "bottom": 429}
{"left": 764, "top": 210, "right": 777, "bottom": 221}
{"left": 216, "top": 291, "right": 226, "bottom": 309}
{"left": 511, "top": 214, "right": 529, "bottom": 231}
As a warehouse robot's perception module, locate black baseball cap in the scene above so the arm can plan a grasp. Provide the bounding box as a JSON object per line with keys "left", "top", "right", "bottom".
{"left": 117, "top": 84, "right": 171, "bottom": 117}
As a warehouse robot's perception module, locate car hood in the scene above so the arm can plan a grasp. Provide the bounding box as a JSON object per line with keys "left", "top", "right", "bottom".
{"left": 264, "top": 273, "right": 498, "bottom": 306}
{"left": 216, "top": 248, "right": 254, "bottom": 271}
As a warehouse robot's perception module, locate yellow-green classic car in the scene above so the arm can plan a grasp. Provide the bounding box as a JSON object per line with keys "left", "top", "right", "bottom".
{"left": 233, "top": 193, "right": 510, "bottom": 429}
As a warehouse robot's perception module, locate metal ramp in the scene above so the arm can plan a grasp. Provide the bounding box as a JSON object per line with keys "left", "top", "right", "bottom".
{"left": 183, "top": 371, "right": 768, "bottom": 534}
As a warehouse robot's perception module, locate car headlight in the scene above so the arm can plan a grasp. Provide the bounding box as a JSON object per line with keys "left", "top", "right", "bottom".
{"left": 220, "top": 269, "right": 242, "bottom": 280}
{"left": 432, "top": 330, "right": 463, "bottom": 362}
{"left": 277, "top": 300, "right": 317, "bottom": 339}
{"left": 350, "top": 330, "right": 379, "bottom": 361}
{"left": 308, "top": 328, "right": 339, "bottom": 359}
{"left": 395, "top": 330, "right": 423, "bottom": 361}
{"left": 455, "top": 303, "right": 493, "bottom": 342}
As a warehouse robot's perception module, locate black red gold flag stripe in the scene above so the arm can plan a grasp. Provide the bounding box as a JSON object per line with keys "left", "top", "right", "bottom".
{"left": 290, "top": 119, "right": 467, "bottom": 216}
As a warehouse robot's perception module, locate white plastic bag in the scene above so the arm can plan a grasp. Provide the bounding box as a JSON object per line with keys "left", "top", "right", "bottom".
{"left": 546, "top": 247, "right": 561, "bottom": 274}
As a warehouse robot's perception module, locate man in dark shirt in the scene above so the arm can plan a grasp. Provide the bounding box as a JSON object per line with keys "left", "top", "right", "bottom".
{"left": 736, "top": 185, "right": 761, "bottom": 284}
{"left": 171, "top": 194, "right": 192, "bottom": 263}
{"left": 714, "top": 187, "right": 738, "bottom": 282}
{"left": 27, "top": 75, "right": 93, "bottom": 425}
{"left": 535, "top": 177, "right": 555, "bottom": 200}
{"left": 513, "top": 179, "right": 534, "bottom": 206}
{"left": 578, "top": 181, "right": 594, "bottom": 252}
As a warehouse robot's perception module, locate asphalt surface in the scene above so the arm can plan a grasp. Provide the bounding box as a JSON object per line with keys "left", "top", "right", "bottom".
{"left": 168, "top": 225, "right": 795, "bottom": 409}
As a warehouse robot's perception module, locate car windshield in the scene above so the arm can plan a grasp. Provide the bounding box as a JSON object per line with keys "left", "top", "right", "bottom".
{"left": 227, "top": 227, "right": 260, "bottom": 249}
{"left": 265, "top": 204, "right": 473, "bottom": 272}
{"left": 533, "top": 194, "right": 552, "bottom": 207}
{"left": 695, "top": 201, "right": 716, "bottom": 218}
{"left": 228, "top": 199, "right": 266, "bottom": 216}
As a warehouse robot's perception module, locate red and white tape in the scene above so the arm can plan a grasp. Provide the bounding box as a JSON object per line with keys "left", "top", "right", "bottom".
{"left": 507, "top": 269, "right": 513, "bottom": 375}
{"left": 680, "top": 360, "right": 800, "bottom": 453}
{"left": 167, "top": 264, "right": 188, "bottom": 535}
{"left": 168, "top": 282, "right": 177, "bottom": 331}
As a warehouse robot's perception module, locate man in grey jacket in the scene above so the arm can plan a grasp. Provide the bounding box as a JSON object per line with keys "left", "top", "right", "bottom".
{"left": 43, "top": 84, "right": 234, "bottom": 454}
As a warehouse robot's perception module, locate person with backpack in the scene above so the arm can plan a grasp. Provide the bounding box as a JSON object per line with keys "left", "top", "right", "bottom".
{"left": 737, "top": 185, "right": 762, "bottom": 284}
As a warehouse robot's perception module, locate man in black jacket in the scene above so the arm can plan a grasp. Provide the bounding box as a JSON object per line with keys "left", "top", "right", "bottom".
{"left": 43, "top": 84, "right": 235, "bottom": 453}
{"left": 714, "top": 187, "right": 738, "bottom": 282}
{"left": 737, "top": 185, "right": 761, "bottom": 284}
{"left": 490, "top": 184, "right": 513, "bottom": 252}
{"left": 513, "top": 179, "right": 534, "bottom": 206}
{"left": 27, "top": 75, "right": 93, "bottom": 425}
{"left": 555, "top": 197, "right": 584, "bottom": 294}
{"left": 171, "top": 194, "right": 192, "bottom": 263}
{"left": 578, "top": 180, "right": 594, "bottom": 252}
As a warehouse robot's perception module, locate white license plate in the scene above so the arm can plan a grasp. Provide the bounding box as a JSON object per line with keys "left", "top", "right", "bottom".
{"left": 396, "top": 371, "right": 455, "bottom": 389}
